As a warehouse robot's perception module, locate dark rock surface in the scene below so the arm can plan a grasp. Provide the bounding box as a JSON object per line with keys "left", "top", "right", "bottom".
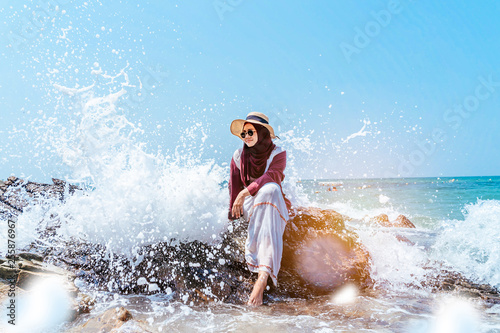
{"left": 425, "top": 270, "right": 500, "bottom": 304}
{"left": 0, "top": 176, "right": 80, "bottom": 219}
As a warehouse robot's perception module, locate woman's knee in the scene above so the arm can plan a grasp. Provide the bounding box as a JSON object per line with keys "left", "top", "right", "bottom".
{"left": 257, "top": 182, "right": 280, "bottom": 198}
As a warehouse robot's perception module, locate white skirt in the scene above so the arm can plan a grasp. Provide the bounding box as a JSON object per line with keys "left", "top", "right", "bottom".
{"left": 242, "top": 182, "right": 289, "bottom": 286}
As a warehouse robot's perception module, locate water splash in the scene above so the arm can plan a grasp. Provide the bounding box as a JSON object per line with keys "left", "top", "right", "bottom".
{"left": 433, "top": 199, "right": 500, "bottom": 289}
{"left": 16, "top": 82, "right": 229, "bottom": 258}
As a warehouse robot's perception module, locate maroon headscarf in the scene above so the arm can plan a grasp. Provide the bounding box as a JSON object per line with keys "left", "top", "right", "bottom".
{"left": 240, "top": 123, "right": 276, "bottom": 186}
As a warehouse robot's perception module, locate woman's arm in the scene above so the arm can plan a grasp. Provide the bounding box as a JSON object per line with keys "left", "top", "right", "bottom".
{"left": 246, "top": 150, "right": 286, "bottom": 196}
{"left": 228, "top": 157, "right": 244, "bottom": 220}
{"left": 231, "top": 187, "right": 250, "bottom": 219}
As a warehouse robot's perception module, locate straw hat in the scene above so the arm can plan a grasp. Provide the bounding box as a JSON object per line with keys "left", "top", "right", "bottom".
{"left": 230, "top": 112, "right": 276, "bottom": 139}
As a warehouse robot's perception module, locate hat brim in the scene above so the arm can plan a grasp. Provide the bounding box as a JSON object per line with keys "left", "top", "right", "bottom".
{"left": 230, "top": 119, "right": 276, "bottom": 139}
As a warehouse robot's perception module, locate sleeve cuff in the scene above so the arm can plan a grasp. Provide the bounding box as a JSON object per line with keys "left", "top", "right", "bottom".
{"left": 246, "top": 182, "right": 259, "bottom": 196}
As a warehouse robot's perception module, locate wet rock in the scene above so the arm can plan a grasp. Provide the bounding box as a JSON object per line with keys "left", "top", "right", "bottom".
{"left": 77, "top": 307, "right": 133, "bottom": 332}
{"left": 0, "top": 265, "right": 17, "bottom": 280}
{"left": 279, "top": 207, "right": 371, "bottom": 297}
{"left": 16, "top": 270, "right": 47, "bottom": 289}
{"left": 52, "top": 178, "right": 66, "bottom": 186}
{"left": 41, "top": 237, "right": 254, "bottom": 305}
{"left": 0, "top": 255, "right": 78, "bottom": 297}
{"left": 0, "top": 201, "right": 22, "bottom": 219}
{"left": 77, "top": 293, "right": 96, "bottom": 314}
{"left": 17, "top": 252, "right": 45, "bottom": 262}
{"left": 40, "top": 206, "right": 370, "bottom": 303}
{"left": 0, "top": 254, "right": 83, "bottom": 326}
{"left": 394, "top": 215, "right": 416, "bottom": 228}
{"left": 371, "top": 213, "right": 391, "bottom": 227}
{"left": 0, "top": 178, "right": 372, "bottom": 304}
{"left": 370, "top": 214, "right": 415, "bottom": 228}
{"left": 394, "top": 234, "right": 415, "bottom": 245}
{"left": 482, "top": 295, "right": 500, "bottom": 304}
{"left": 7, "top": 176, "right": 18, "bottom": 183}
{"left": 0, "top": 176, "right": 82, "bottom": 218}
{"left": 427, "top": 270, "right": 500, "bottom": 304}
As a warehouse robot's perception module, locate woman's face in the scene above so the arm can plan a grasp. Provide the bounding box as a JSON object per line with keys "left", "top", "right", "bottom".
{"left": 242, "top": 123, "right": 258, "bottom": 147}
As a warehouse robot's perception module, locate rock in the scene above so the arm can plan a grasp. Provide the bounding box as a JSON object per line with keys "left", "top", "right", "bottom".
{"left": 16, "top": 270, "right": 47, "bottom": 290}
{"left": 0, "top": 176, "right": 83, "bottom": 220}
{"left": 0, "top": 254, "right": 82, "bottom": 327}
{"left": 370, "top": 214, "right": 415, "bottom": 228}
{"left": 0, "top": 256, "right": 78, "bottom": 299}
{"left": 17, "top": 252, "right": 45, "bottom": 262}
{"left": 6, "top": 203, "right": 370, "bottom": 304}
{"left": 458, "top": 290, "right": 481, "bottom": 298}
{"left": 0, "top": 265, "right": 18, "bottom": 280}
{"left": 482, "top": 295, "right": 500, "bottom": 304}
{"left": 395, "top": 234, "right": 415, "bottom": 245}
{"left": 0, "top": 201, "right": 23, "bottom": 218}
{"left": 78, "top": 307, "right": 133, "bottom": 332}
{"left": 394, "top": 215, "right": 416, "bottom": 228}
{"left": 279, "top": 207, "right": 371, "bottom": 297}
{"left": 77, "top": 293, "right": 96, "bottom": 314}
{"left": 370, "top": 213, "right": 391, "bottom": 227}
{"left": 52, "top": 178, "right": 66, "bottom": 186}
{"left": 425, "top": 270, "right": 500, "bottom": 304}
{"left": 117, "top": 307, "right": 133, "bottom": 321}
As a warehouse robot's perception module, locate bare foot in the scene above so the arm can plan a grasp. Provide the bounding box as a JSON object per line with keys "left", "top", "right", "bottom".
{"left": 247, "top": 271, "right": 269, "bottom": 306}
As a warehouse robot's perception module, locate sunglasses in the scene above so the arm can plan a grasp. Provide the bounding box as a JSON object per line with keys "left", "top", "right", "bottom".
{"left": 240, "top": 129, "right": 256, "bottom": 138}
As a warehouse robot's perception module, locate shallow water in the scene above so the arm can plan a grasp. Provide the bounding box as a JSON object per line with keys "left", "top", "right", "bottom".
{"left": 62, "top": 286, "right": 499, "bottom": 332}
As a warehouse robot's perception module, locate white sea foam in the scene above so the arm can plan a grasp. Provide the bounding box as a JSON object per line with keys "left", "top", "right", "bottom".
{"left": 356, "top": 199, "right": 500, "bottom": 293}
{"left": 13, "top": 85, "right": 229, "bottom": 258}
{"left": 357, "top": 228, "right": 430, "bottom": 292}
{"left": 433, "top": 199, "right": 500, "bottom": 289}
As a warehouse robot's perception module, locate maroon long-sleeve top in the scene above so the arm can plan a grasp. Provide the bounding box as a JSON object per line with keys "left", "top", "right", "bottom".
{"left": 228, "top": 147, "right": 291, "bottom": 220}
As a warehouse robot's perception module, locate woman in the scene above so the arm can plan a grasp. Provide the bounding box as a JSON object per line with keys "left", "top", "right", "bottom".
{"left": 228, "top": 112, "right": 291, "bottom": 306}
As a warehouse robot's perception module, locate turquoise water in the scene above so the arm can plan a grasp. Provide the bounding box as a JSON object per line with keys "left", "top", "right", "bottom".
{"left": 300, "top": 176, "right": 500, "bottom": 228}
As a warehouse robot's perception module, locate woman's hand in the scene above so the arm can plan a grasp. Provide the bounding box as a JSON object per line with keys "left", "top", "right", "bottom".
{"left": 232, "top": 188, "right": 250, "bottom": 219}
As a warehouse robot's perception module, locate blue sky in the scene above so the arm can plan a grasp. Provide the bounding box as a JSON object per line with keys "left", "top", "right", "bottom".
{"left": 1, "top": 0, "right": 499, "bottom": 182}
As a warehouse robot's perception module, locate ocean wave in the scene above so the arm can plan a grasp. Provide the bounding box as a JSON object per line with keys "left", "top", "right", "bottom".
{"left": 433, "top": 199, "right": 500, "bottom": 289}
